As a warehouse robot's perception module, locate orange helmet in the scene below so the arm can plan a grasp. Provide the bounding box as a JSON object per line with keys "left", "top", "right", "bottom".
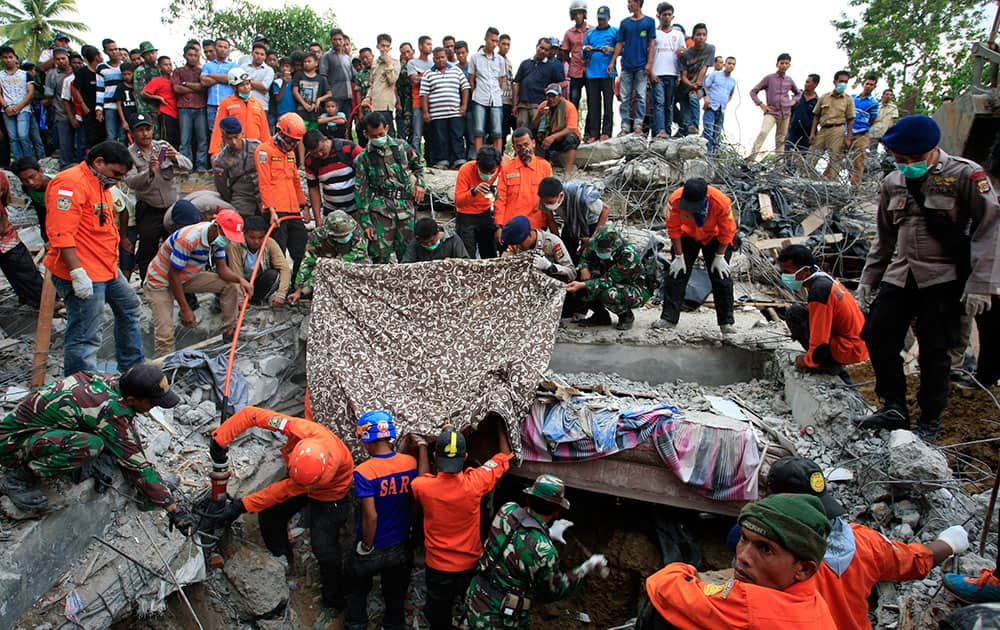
{"left": 288, "top": 438, "right": 330, "bottom": 486}
{"left": 276, "top": 112, "right": 306, "bottom": 140}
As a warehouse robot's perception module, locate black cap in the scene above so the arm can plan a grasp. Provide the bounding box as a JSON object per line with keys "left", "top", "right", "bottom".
{"left": 130, "top": 113, "right": 153, "bottom": 129}
{"left": 766, "top": 456, "right": 845, "bottom": 518}
{"left": 119, "top": 364, "right": 181, "bottom": 409}
{"left": 435, "top": 426, "right": 467, "bottom": 473}
{"left": 414, "top": 217, "right": 441, "bottom": 240}
{"left": 677, "top": 177, "right": 709, "bottom": 211}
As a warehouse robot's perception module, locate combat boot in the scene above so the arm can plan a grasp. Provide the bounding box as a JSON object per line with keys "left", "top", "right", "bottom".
{"left": 1, "top": 466, "right": 49, "bottom": 511}
{"left": 616, "top": 310, "right": 635, "bottom": 330}
{"left": 914, "top": 417, "right": 940, "bottom": 444}
{"left": 578, "top": 303, "right": 612, "bottom": 327}
{"left": 854, "top": 405, "right": 910, "bottom": 431}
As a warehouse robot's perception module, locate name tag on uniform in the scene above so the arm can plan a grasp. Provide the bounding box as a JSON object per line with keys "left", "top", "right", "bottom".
{"left": 506, "top": 172, "right": 520, "bottom": 180}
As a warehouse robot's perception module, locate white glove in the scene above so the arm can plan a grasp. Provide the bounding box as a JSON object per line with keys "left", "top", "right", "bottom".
{"left": 668, "top": 256, "right": 686, "bottom": 278}
{"left": 710, "top": 256, "right": 731, "bottom": 279}
{"left": 356, "top": 541, "right": 374, "bottom": 556}
{"left": 964, "top": 293, "right": 992, "bottom": 317}
{"left": 580, "top": 553, "right": 608, "bottom": 576}
{"left": 69, "top": 267, "right": 94, "bottom": 300}
{"left": 532, "top": 254, "right": 553, "bottom": 272}
{"left": 936, "top": 525, "right": 970, "bottom": 555}
{"left": 548, "top": 518, "right": 574, "bottom": 544}
{"left": 855, "top": 284, "right": 873, "bottom": 303}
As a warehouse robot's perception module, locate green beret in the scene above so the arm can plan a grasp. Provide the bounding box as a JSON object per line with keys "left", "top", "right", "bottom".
{"left": 738, "top": 494, "right": 831, "bottom": 565}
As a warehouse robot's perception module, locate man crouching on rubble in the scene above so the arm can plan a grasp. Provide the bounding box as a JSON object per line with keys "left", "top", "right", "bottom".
{"left": 0, "top": 365, "right": 193, "bottom": 533}
{"left": 637, "top": 493, "right": 837, "bottom": 629}
{"left": 210, "top": 407, "right": 355, "bottom": 627}
{"left": 564, "top": 224, "right": 649, "bottom": 331}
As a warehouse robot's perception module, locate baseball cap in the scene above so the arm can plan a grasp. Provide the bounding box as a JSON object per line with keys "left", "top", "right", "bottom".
{"left": 414, "top": 217, "right": 440, "bottom": 240}
{"left": 597, "top": 5, "right": 610, "bottom": 18}
{"left": 544, "top": 83, "right": 562, "bottom": 96}
{"left": 766, "top": 456, "right": 846, "bottom": 518}
{"left": 130, "top": 113, "right": 153, "bottom": 129}
{"left": 53, "top": 32, "right": 70, "bottom": 42}
{"left": 214, "top": 209, "right": 246, "bottom": 243}
{"left": 119, "top": 364, "right": 180, "bottom": 408}
{"left": 677, "top": 177, "right": 709, "bottom": 211}
{"left": 435, "top": 426, "right": 467, "bottom": 473}
{"left": 356, "top": 409, "right": 397, "bottom": 444}
{"left": 139, "top": 41, "right": 157, "bottom": 54}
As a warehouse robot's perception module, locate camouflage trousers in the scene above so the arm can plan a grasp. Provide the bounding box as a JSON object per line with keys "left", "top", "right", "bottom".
{"left": 0, "top": 429, "right": 104, "bottom": 477}
{"left": 587, "top": 283, "right": 649, "bottom": 315}
{"left": 368, "top": 213, "right": 414, "bottom": 264}
{"left": 465, "top": 579, "right": 531, "bottom": 629}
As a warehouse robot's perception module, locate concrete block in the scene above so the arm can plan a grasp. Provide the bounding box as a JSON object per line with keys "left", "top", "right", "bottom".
{"left": 888, "top": 430, "right": 952, "bottom": 484}
{"left": 258, "top": 355, "right": 291, "bottom": 378}
{"left": 223, "top": 544, "right": 290, "bottom": 620}
{"left": 682, "top": 158, "right": 714, "bottom": 181}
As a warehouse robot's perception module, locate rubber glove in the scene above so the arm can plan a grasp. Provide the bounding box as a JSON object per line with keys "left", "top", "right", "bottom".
{"left": 936, "top": 525, "right": 970, "bottom": 555}
{"left": 548, "top": 518, "right": 574, "bottom": 544}
{"left": 580, "top": 554, "right": 609, "bottom": 576}
{"left": 69, "top": 267, "right": 93, "bottom": 299}
{"left": 532, "top": 254, "right": 553, "bottom": 272}
{"left": 668, "top": 256, "right": 686, "bottom": 278}
{"left": 855, "top": 284, "right": 873, "bottom": 303}
{"left": 356, "top": 541, "right": 374, "bottom": 556}
{"left": 963, "top": 293, "right": 992, "bottom": 317}
{"left": 710, "top": 257, "right": 731, "bottom": 279}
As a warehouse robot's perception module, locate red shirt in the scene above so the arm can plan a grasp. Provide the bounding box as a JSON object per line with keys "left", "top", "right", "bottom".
{"left": 411, "top": 452, "right": 512, "bottom": 572}
{"left": 144, "top": 76, "right": 178, "bottom": 118}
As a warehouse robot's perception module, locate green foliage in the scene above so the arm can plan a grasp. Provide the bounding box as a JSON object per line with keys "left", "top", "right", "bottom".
{"left": 165, "top": 1, "right": 336, "bottom": 55}
{"left": 832, "top": 0, "right": 989, "bottom": 114}
{"left": 0, "top": 0, "right": 86, "bottom": 61}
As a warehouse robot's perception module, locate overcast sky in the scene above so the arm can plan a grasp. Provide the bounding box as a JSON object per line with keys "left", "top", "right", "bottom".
{"left": 75, "top": 0, "right": 857, "bottom": 150}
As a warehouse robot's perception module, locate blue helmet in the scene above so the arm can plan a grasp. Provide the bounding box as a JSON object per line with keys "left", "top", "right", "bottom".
{"left": 356, "top": 409, "right": 397, "bottom": 444}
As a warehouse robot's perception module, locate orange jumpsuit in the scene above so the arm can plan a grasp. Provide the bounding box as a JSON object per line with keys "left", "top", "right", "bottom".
{"left": 802, "top": 276, "right": 869, "bottom": 369}
{"left": 212, "top": 407, "right": 354, "bottom": 512}
{"left": 454, "top": 160, "right": 494, "bottom": 215}
{"left": 44, "top": 163, "right": 119, "bottom": 282}
{"left": 255, "top": 138, "right": 306, "bottom": 214}
{"left": 813, "top": 523, "right": 934, "bottom": 630}
{"left": 666, "top": 185, "right": 737, "bottom": 246}
{"left": 494, "top": 156, "right": 552, "bottom": 229}
{"left": 646, "top": 563, "right": 838, "bottom": 630}
{"left": 208, "top": 94, "right": 270, "bottom": 155}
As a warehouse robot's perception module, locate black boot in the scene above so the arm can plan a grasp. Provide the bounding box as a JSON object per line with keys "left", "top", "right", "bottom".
{"left": 915, "top": 417, "right": 940, "bottom": 444}
{"left": 1, "top": 466, "right": 49, "bottom": 510}
{"left": 854, "top": 405, "right": 910, "bottom": 431}
{"left": 616, "top": 310, "right": 635, "bottom": 330}
{"left": 578, "top": 303, "right": 612, "bottom": 327}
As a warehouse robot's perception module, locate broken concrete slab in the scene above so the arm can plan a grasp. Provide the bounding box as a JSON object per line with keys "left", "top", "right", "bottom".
{"left": 223, "top": 544, "right": 290, "bottom": 620}
{"left": 888, "top": 430, "right": 953, "bottom": 485}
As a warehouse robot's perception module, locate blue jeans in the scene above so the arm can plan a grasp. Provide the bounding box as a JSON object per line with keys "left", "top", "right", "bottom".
{"left": 468, "top": 102, "right": 503, "bottom": 141}
{"left": 685, "top": 92, "right": 701, "bottom": 134}
{"left": 51, "top": 271, "right": 144, "bottom": 376}
{"left": 119, "top": 225, "right": 139, "bottom": 276}
{"left": 652, "top": 76, "right": 677, "bottom": 134}
{"left": 702, "top": 107, "right": 725, "bottom": 153}
{"left": 179, "top": 107, "right": 209, "bottom": 170}
{"left": 206, "top": 104, "right": 218, "bottom": 133}
{"left": 618, "top": 69, "right": 648, "bottom": 132}
{"left": 104, "top": 109, "right": 124, "bottom": 143}
{"left": 4, "top": 110, "right": 32, "bottom": 159}
{"left": 429, "top": 116, "right": 465, "bottom": 165}
{"left": 28, "top": 112, "right": 44, "bottom": 158}
{"left": 411, "top": 107, "right": 424, "bottom": 154}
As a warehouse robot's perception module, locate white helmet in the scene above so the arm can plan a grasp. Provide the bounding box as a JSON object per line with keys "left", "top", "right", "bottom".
{"left": 227, "top": 67, "right": 250, "bottom": 86}
{"left": 569, "top": 0, "right": 587, "bottom": 18}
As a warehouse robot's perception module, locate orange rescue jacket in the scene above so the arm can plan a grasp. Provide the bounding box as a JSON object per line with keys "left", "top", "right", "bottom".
{"left": 209, "top": 94, "right": 270, "bottom": 155}
{"left": 44, "top": 163, "right": 120, "bottom": 282}
{"left": 666, "top": 185, "right": 737, "bottom": 246}
{"left": 255, "top": 139, "right": 307, "bottom": 214}
{"left": 803, "top": 275, "right": 869, "bottom": 369}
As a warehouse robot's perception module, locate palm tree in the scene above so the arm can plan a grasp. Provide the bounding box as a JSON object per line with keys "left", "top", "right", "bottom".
{"left": 0, "top": 0, "right": 86, "bottom": 62}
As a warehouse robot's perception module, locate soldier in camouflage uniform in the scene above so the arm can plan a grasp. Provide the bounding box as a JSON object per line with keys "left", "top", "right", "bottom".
{"left": 0, "top": 366, "right": 192, "bottom": 532}
{"left": 395, "top": 43, "right": 414, "bottom": 143}
{"left": 565, "top": 224, "right": 650, "bottom": 330}
{"left": 354, "top": 112, "right": 426, "bottom": 264}
{"left": 288, "top": 209, "right": 369, "bottom": 304}
{"left": 134, "top": 42, "right": 161, "bottom": 116}
{"left": 464, "top": 474, "right": 608, "bottom": 629}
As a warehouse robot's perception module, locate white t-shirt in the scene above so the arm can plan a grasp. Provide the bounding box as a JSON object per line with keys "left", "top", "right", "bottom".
{"left": 652, "top": 28, "right": 685, "bottom": 77}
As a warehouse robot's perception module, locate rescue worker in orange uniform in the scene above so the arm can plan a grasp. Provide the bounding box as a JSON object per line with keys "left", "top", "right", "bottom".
{"left": 777, "top": 245, "right": 869, "bottom": 372}
{"left": 256, "top": 112, "right": 309, "bottom": 287}
{"left": 208, "top": 67, "right": 270, "bottom": 156}
{"left": 767, "top": 456, "right": 969, "bottom": 630}
{"left": 638, "top": 493, "right": 837, "bottom": 630}
{"left": 654, "top": 177, "right": 739, "bottom": 334}
{"left": 493, "top": 127, "right": 554, "bottom": 242}
{"left": 411, "top": 422, "right": 512, "bottom": 630}
{"left": 211, "top": 406, "right": 355, "bottom": 621}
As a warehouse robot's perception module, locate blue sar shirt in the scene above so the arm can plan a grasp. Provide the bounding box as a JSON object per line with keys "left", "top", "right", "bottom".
{"left": 353, "top": 451, "right": 418, "bottom": 549}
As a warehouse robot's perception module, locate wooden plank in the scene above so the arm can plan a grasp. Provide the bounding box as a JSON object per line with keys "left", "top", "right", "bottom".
{"left": 799, "top": 206, "right": 832, "bottom": 236}
{"left": 757, "top": 193, "right": 774, "bottom": 221}
{"left": 751, "top": 233, "right": 844, "bottom": 251}
{"left": 30, "top": 272, "right": 56, "bottom": 387}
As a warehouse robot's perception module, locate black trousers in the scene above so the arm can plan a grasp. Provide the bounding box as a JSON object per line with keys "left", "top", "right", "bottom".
{"left": 786, "top": 303, "right": 836, "bottom": 367}
{"left": 585, "top": 77, "right": 614, "bottom": 139}
{"left": 455, "top": 211, "right": 497, "bottom": 259}
{"left": 258, "top": 493, "right": 349, "bottom": 609}
{"left": 159, "top": 114, "right": 180, "bottom": 150}
{"left": 83, "top": 111, "right": 106, "bottom": 150}
{"left": 562, "top": 222, "right": 600, "bottom": 266}
{"left": 862, "top": 276, "right": 962, "bottom": 420}
{"left": 271, "top": 215, "right": 307, "bottom": 289}
{"left": 250, "top": 267, "right": 279, "bottom": 304}
{"left": 636, "top": 600, "right": 679, "bottom": 630}
{"left": 569, "top": 76, "right": 586, "bottom": 111}
{"left": 501, "top": 103, "right": 514, "bottom": 150}
{"left": 976, "top": 296, "right": 1000, "bottom": 386}
{"left": 0, "top": 242, "right": 42, "bottom": 307}
{"left": 135, "top": 201, "right": 168, "bottom": 283}
{"left": 424, "top": 566, "right": 475, "bottom": 630}
{"left": 344, "top": 542, "right": 412, "bottom": 630}
{"left": 660, "top": 236, "right": 734, "bottom": 325}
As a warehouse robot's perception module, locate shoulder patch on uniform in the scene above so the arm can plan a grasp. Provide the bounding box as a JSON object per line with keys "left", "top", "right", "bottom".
{"left": 266, "top": 416, "right": 288, "bottom": 432}
{"left": 258, "top": 152, "right": 268, "bottom": 163}
{"left": 972, "top": 170, "right": 992, "bottom": 193}
{"left": 704, "top": 581, "right": 735, "bottom": 598}
{"left": 56, "top": 197, "right": 71, "bottom": 211}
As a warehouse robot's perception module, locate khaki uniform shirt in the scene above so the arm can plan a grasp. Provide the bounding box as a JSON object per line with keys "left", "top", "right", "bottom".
{"left": 814, "top": 91, "right": 856, "bottom": 129}
{"left": 503, "top": 229, "right": 577, "bottom": 281}
{"left": 861, "top": 150, "right": 999, "bottom": 295}
{"left": 369, "top": 55, "right": 400, "bottom": 112}
{"left": 125, "top": 140, "right": 193, "bottom": 208}
{"left": 213, "top": 138, "right": 262, "bottom": 217}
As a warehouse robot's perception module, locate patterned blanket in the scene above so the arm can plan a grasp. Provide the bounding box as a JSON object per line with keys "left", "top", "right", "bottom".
{"left": 306, "top": 256, "right": 565, "bottom": 458}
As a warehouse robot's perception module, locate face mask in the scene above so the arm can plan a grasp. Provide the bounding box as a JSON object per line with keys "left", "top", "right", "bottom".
{"left": 333, "top": 233, "right": 353, "bottom": 244}
{"left": 422, "top": 238, "right": 441, "bottom": 251}
{"left": 274, "top": 133, "right": 297, "bottom": 153}
{"left": 90, "top": 165, "right": 120, "bottom": 190}
{"left": 238, "top": 91, "right": 250, "bottom": 100}
{"left": 896, "top": 161, "right": 930, "bottom": 179}
{"left": 542, "top": 194, "right": 564, "bottom": 211}
{"left": 370, "top": 135, "right": 388, "bottom": 147}
{"left": 595, "top": 250, "right": 612, "bottom": 260}
{"left": 212, "top": 234, "right": 229, "bottom": 248}
{"left": 692, "top": 199, "right": 709, "bottom": 227}
{"left": 780, "top": 273, "right": 803, "bottom": 292}
{"left": 478, "top": 169, "right": 494, "bottom": 182}
{"left": 835, "top": 83, "right": 847, "bottom": 94}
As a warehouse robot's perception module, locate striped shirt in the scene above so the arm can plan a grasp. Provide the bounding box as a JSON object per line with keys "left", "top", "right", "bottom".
{"left": 97, "top": 62, "right": 123, "bottom": 109}
{"left": 305, "top": 139, "right": 362, "bottom": 214}
{"left": 419, "top": 64, "right": 469, "bottom": 120}
{"left": 146, "top": 222, "right": 226, "bottom": 288}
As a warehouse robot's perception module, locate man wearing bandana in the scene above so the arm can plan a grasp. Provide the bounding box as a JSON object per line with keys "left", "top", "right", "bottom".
{"left": 653, "top": 177, "right": 737, "bottom": 334}
{"left": 44, "top": 141, "right": 145, "bottom": 376}
{"left": 565, "top": 224, "right": 648, "bottom": 330}
{"left": 494, "top": 127, "right": 553, "bottom": 245}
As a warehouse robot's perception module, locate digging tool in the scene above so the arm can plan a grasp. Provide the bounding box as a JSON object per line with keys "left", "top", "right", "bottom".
{"left": 566, "top": 530, "right": 610, "bottom": 578}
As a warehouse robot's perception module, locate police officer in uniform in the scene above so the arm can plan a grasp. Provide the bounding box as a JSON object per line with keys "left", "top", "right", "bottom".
{"left": 212, "top": 116, "right": 262, "bottom": 219}
{"left": 855, "top": 115, "right": 998, "bottom": 442}
{"left": 500, "top": 215, "right": 577, "bottom": 282}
